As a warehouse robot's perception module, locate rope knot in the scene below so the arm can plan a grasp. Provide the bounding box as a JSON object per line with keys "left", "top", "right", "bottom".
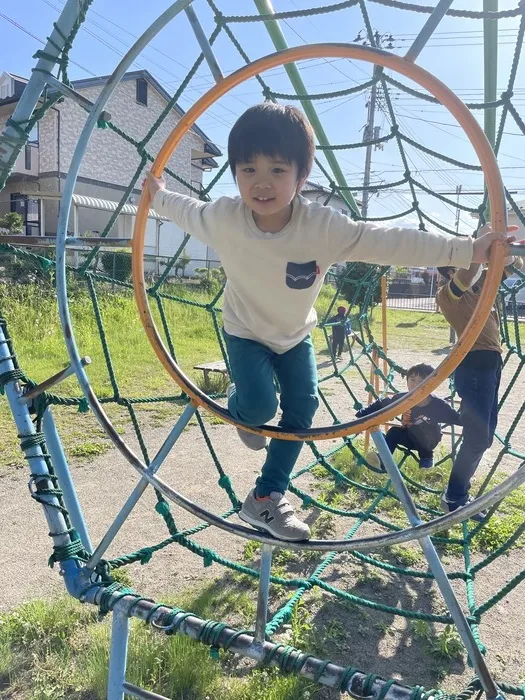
{"left": 155, "top": 501, "right": 171, "bottom": 518}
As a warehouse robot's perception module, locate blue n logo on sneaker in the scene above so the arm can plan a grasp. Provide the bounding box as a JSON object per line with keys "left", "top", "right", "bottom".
{"left": 259, "top": 509, "right": 275, "bottom": 524}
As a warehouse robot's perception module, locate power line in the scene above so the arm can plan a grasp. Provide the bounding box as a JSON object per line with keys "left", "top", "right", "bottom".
{"left": 0, "top": 10, "right": 96, "bottom": 76}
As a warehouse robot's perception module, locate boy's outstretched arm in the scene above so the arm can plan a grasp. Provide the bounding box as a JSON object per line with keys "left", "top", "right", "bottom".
{"left": 142, "top": 170, "right": 223, "bottom": 247}
{"left": 327, "top": 210, "right": 519, "bottom": 270}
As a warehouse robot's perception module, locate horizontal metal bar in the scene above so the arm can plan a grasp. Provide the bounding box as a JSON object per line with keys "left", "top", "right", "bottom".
{"left": 20, "top": 356, "right": 91, "bottom": 404}
{"left": 110, "top": 448, "right": 525, "bottom": 553}
{"left": 82, "top": 586, "right": 415, "bottom": 700}
{"left": 0, "top": 235, "right": 131, "bottom": 247}
{"left": 122, "top": 683, "right": 170, "bottom": 699}
{"left": 45, "top": 74, "right": 112, "bottom": 121}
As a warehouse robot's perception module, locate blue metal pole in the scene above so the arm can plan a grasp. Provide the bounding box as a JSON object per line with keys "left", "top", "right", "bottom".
{"left": 0, "top": 324, "right": 73, "bottom": 557}
{"left": 185, "top": 6, "right": 224, "bottom": 81}
{"left": 254, "top": 543, "right": 273, "bottom": 644}
{"left": 404, "top": 0, "right": 454, "bottom": 62}
{"left": 54, "top": 0, "right": 196, "bottom": 465}
{"left": 0, "top": 0, "right": 83, "bottom": 180}
{"left": 42, "top": 407, "right": 93, "bottom": 553}
{"left": 371, "top": 431, "right": 503, "bottom": 700}
{"left": 86, "top": 403, "right": 196, "bottom": 570}
{"left": 107, "top": 609, "right": 130, "bottom": 700}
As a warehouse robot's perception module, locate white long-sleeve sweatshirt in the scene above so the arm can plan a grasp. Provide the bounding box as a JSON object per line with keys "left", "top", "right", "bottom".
{"left": 153, "top": 190, "right": 472, "bottom": 353}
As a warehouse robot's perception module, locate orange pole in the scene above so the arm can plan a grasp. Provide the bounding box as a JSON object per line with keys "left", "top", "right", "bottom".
{"left": 132, "top": 42, "right": 507, "bottom": 442}
{"left": 381, "top": 275, "right": 389, "bottom": 431}
{"left": 364, "top": 347, "right": 379, "bottom": 453}
{"left": 381, "top": 275, "right": 388, "bottom": 387}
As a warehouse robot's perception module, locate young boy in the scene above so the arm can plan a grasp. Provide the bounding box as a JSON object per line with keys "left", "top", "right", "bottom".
{"left": 144, "top": 102, "right": 514, "bottom": 541}
{"left": 356, "top": 363, "right": 461, "bottom": 470}
{"left": 437, "top": 252, "right": 523, "bottom": 520}
{"left": 328, "top": 305, "right": 348, "bottom": 359}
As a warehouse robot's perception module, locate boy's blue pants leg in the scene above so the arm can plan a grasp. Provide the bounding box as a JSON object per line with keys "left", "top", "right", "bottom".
{"left": 446, "top": 359, "right": 502, "bottom": 505}
{"left": 223, "top": 331, "right": 319, "bottom": 497}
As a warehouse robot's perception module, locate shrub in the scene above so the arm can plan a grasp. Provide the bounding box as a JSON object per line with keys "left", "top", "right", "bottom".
{"left": 100, "top": 249, "right": 132, "bottom": 282}
{"left": 0, "top": 212, "right": 24, "bottom": 234}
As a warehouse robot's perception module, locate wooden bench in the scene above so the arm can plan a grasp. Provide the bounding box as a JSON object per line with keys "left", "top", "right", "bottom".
{"left": 193, "top": 360, "right": 229, "bottom": 383}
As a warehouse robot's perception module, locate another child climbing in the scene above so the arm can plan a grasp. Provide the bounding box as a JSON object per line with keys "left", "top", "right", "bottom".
{"left": 356, "top": 363, "right": 461, "bottom": 470}
{"left": 144, "top": 102, "right": 516, "bottom": 541}
{"left": 328, "top": 305, "right": 349, "bottom": 359}
{"left": 437, "top": 250, "right": 523, "bottom": 521}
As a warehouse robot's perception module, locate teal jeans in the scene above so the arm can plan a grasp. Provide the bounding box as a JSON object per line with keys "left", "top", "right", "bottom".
{"left": 223, "top": 330, "right": 319, "bottom": 497}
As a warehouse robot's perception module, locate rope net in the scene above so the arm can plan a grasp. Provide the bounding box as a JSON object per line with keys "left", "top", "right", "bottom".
{"left": 1, "top": 1, "right": 525, "bottom": 697}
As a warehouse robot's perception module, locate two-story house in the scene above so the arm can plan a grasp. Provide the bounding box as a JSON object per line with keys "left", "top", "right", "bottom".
{"left": 0, "top": 69, "right": 221, "bottom": 272}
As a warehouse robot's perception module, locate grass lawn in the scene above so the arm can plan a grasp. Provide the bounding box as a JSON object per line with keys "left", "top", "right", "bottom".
{"left": 1, "top": 278, "right": 522, "bottom": 465}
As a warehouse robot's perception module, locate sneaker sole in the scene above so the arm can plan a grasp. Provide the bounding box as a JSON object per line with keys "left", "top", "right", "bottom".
{"left": 239, "top": 510, "right": 310, "bottom": 542}
{"left": 237, "top": 429, "right": 267, "bottom": 451}
{"left": 440, "top": 498, "right": 487, "bottom": 523}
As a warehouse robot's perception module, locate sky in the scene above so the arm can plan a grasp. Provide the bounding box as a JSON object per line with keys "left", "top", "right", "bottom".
{"left": 1, "top": 0, "right": 524, "bottom": 234}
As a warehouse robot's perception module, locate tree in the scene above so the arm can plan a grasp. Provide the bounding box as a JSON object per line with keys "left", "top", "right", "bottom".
{"left": 0, "top": 212, "right": 24, "bottom": 234}
{"left": 174, "top": 248, "right": 191, "bottom": 277}
{"left": 336, "top": 262, "right": 383, "bottom": 310}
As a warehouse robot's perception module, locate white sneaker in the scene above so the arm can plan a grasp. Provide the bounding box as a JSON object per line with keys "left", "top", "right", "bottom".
{"left": 240, "top": 490, "right": 311, "bottom": 541}
{"left": 227, "top": 384, "right": 267, "bottom": 451}
{"left": 440, "top": 492, "right": 487, "bottom": 523}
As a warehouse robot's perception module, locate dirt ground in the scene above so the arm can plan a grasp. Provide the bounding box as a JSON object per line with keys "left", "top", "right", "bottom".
{"left": 1, "top": 345, "right": 524, "bottom": 695}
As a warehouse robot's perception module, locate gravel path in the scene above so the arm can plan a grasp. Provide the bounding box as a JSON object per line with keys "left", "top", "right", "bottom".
{"left": 1, "top": 344, "right": 524, "bottom": 693}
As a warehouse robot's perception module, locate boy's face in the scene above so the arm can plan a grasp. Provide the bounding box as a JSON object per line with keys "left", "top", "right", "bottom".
{"left": 235, "top": 154, "right": 305, "bottom": 226}
{"left": 406, "top": 373, "right": 424, "bottom": 392}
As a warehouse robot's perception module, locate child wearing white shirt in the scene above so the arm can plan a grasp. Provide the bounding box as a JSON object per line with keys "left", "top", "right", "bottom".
{"left": 145, "top": 102, "right": 514, "bottom": 541}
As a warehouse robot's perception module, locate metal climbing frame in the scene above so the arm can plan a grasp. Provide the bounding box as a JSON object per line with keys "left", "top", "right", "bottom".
{"left": 1, "top": 0, "right": 525, "bottom": 698}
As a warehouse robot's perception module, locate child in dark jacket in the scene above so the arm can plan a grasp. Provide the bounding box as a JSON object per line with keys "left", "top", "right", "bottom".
{"left": 328, "top": 305, "right": 348, "bottom": 359}
{"left": 356, "top": 363, "right": 461, "bottom": 469}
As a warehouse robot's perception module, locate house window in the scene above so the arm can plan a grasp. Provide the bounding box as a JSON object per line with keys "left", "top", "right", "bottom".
{"left": 10, "top": 193, "right": 40, "bottom": 236}
{"left": 136, "top": 78, "right": 148, "bottom": 106}
{"left": 27, "top": 124, "right": 38, "bottom": 145}
{"left": 341, "top": 208, "right": 348, "bottom": 216}
{"left": 25, "top": 145, "right": 32, "bottom": 170}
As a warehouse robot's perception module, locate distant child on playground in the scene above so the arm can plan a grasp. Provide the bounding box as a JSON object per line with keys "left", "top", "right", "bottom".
{"left": 356, "top": 363, "right": 462, "bottom": 470}
{"left": 327, "top": 305, "right": 353, "bottom": 359}
{"left": 144, "top": 102, "right": 515, "bottom": 541}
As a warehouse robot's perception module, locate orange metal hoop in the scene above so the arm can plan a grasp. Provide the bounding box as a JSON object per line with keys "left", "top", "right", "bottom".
{"left": 132, "top": 43, "right": 506, "bottom": 441}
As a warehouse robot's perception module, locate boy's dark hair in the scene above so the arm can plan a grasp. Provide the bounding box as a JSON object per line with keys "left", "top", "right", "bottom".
{"left": 228, "top": 103, "right": 315, "bottom": 181}
{"left": 407, "top": 363, "right": 435, "bottom": 380}
{"left": 437, "top": 266, "right": 455, "bottom": 279}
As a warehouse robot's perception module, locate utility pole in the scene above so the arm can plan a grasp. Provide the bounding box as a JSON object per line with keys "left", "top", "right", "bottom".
{"left": 454, "top": 184, "right": 462, "bottom": 234}
{"left": 355, "top": 30, "right": 394, "bottom": 219}
{"left": 361, "top": 72, "right": 378, "bottom": 219}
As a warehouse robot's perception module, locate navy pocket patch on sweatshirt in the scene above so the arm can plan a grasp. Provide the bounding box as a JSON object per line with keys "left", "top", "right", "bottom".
{"left": 286, "top": 260, "right": 318, "bottom": 290}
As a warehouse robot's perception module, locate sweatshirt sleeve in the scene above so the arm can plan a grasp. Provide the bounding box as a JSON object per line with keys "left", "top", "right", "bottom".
{"left": 356, "top": 396, "right": 393, "bottom": 418}
{"left": 433, "top": 398, "right": 462, "bottom": 425}
{"left": 326, "top": 210, "right": 473, "bottom": 269}
{"left": 153, "top": 189, "right": 227, "bottom": 246}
